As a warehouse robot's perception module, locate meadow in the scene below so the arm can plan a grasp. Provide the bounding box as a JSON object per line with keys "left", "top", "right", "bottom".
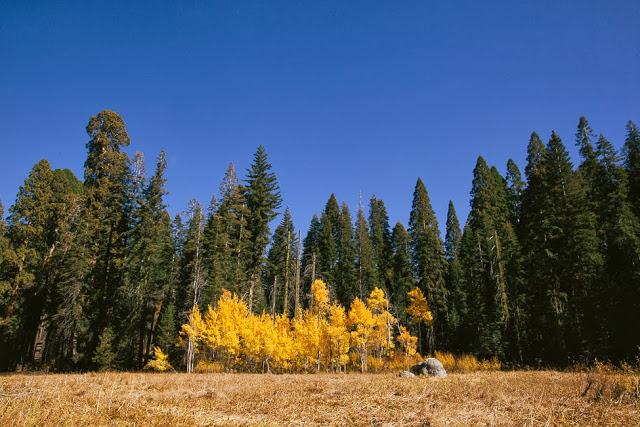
{"left": 1, "top": 370, "right": 639, "bottom": 426}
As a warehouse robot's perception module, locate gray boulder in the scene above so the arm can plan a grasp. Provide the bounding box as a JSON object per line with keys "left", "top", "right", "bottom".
{"left": 410, "top": 358, "right": 447, "bottom": 377}
{"left": 398, "top": 370, "right": 415, "bottom": 378}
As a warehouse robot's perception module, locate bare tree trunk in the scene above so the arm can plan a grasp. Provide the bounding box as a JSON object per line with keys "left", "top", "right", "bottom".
{"left": 271, "top": 276, "right": 278, "bottom": 320}
{"left": 283, "top": 232, "right": 290, "bottom": 316}
{"left": 248, "top": 274, "right": 255, "bottom": 313}
{"left": 295, "top": 230, "right": 301, "bottom": 318}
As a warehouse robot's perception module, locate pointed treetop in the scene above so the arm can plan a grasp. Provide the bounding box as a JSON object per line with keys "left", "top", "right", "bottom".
{"left": 525, "top": 131, "right": 545, "bottom": 182}
{"left": 575, "top": 116, "right": 596, "bottom": 163}
{"left": 444, "top": 200, "right": 462, "bottom": 261}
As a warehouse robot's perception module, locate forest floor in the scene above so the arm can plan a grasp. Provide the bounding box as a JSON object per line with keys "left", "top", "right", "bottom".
{"left": 1, "top": 370, "right": 639, "bottom": 426}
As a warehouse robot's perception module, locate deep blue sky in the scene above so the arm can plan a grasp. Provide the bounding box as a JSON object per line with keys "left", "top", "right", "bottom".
{"left": 2, "top": 1, "right": 639, "bottom": 236}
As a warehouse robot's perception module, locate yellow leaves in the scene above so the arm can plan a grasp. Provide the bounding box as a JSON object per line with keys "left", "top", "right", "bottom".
{"left": 144, "top": 346, "right": 173, "bottom": 372}
{"left": 367, "top": 287, "right": 387, "bottom": 314}
{"left": 310, "top": 279, "right": 329, "bottom": 316}
{"left": 406, "top": 287, "right": 433, "bottom": 325}
{"left": 177, "top": 285, "right": 426, "bottom": 373}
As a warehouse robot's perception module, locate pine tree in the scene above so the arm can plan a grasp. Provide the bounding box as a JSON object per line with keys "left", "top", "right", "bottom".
{"left": 244, "top": 146, "right": 282, "bottom": 312}
{"left": 368, "top": 196, "right": 393, "bottom": 292}
{"left": 123, "top": 149, "right": 174, "bottom": 368}
{"left": 390, "top": 222, "right": 414, "bottom": 321}
{"left": 408, "top": 178, "right": 447, "bottom": 353}
{"left": 301, "top": 214, "right": 321, "bottom": 307}
{"left": 624, "top": 120, "right": 640, "bottom": 216}
{"left": 82, "top": 110, "right": 133, "bottom": 369}
{"left": 266, "top": 207, "right": 296, "bottom": 316}
{"left": 591, "top": 133, "right": 640, "bottom": 361}
{"left": 316, "top": 194, "right": 340, "bottom": 289}
{"left": 443, "top": 201, "right": 466, "bottom": 351}
{"left": 354, "top": 201, "right": 376, "bottom": 302}
{"left": 465, "top": 157, "right": 510, "bottom": 358}
{"left": 521, "top": 131, "right": 601, "bottom": 365}
{"left": 203, "top": 163, "right": 250, "bottom": 304}
{"left": 506, "top": 160, "right": 524, "bottom": 225}
{"left": 335, "top": 203, "right": 356, "bottom": 307}
{"left": 175, "top": 200, "right": 207, "bottom": 370}
{"left": 0, "top": 160, "right": 56, "bottom": 368}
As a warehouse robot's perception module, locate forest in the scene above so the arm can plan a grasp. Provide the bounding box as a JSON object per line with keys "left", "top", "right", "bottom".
{"left": 0, "top": 110, "right": 639, "bottom": 372}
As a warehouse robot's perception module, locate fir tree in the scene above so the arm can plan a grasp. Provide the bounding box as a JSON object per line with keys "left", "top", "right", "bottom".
{"left": 592, "top": 133, "right": 640, "bottom": 361}
{"left": 203, "top": 163, "right": 249, "bottom": 304}
{"left": 316, "top": 194, "right": 340, "bottom": 288}
{"left": 443, "top": 201, "right": 466, "bottom": 351}
{"left": 354, "top": 201, "right": 376, "bottom": 302}
{"left": 408, "top": 178, "right": 447, "bottom": 353}
{"left": 266, "top": 207, "right": 296, "bottom": 316}
{"left": 505, "top": 159, "right": 524, "bottom": 225}
{"left": 624, "top": 120, "right": 640, "bottom": 216}
{"left": 301, "top": 214, "right": 321, "bottom": 307}
{"left": 368, "top": 195, "right": 393, "bottom": 292}
{"left": 335, "top": 203, "right": 356, "bottom": 307}
{"left": 1, "top": 160, "right": 55, "bottom": 369}
{"left": 244, "top": 146, "right": 282, "bottom": 312}
{"left": 390, "top": 222, "right": 414, "bottom": 321}
{"left": 83, "top": 110, "right": 132, "bottom": 369}
{"left": 122, "top": 149, "right": 174, "bottom": 368}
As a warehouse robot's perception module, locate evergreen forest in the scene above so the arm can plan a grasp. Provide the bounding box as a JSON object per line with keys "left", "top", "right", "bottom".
{"left": 1, "top": 110, "right": 639, "bottom": 372}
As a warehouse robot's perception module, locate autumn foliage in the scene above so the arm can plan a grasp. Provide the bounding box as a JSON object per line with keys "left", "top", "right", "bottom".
{"left": 180, "top": 280, "right": 425, "bottom": 373}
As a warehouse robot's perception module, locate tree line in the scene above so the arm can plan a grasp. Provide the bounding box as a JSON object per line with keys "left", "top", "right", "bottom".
{"left": 1, "top": 110, "right": 639, "bottom": 371}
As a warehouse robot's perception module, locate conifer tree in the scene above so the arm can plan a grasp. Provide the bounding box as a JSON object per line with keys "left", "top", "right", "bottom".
{"left": 443, "top": 201, "right": 466, "bottom": 351}
{"left": 624, "top": 120, "right": 640, "bottom": 216}
{"left": 505, "top": 160, "right": 524, "bottom": 225}
{"left": 408, "top": 178, "right": 447, "bottom": 353}
{"left": 390, "top": 222, "right": 414, "bottom": 321}
{"left": 266, "top": 207, "right": 296, "bottom": 316}
{"left": 123, "top": 149, "right": 174, "bottom": 368}
{"left": 244, "top": 146, "right": 282, "bottom": 312}
{"left": 335, "top": 203, "right": 356, "bottom": 307}
{"left": 521, "top": 131, "right": 601, "bottom": 364}
{"left": 203, "top": 163, "right": 249, "bottom": 304}
{"left": 1, "top": 160, "right": 56, "bottom": 368}
{"left": 301, "top": 214, "right": 321, "bottom": 307}
{"left": 176, "top": 201, "right": 208, "bottom": 370}
{"left": 316, "top": 194, "right": 340, "bottom": 288}
{"left": 354, "top": 201, "right": 376, "bottom": 301}
{"left": 82, "top": 110, "right": 133, "bottom": 368}
{"left": 369, "top": 196, "right": 393, "bottom": 292}
{"left": 591, "top": 133, "right": 640, "bottom": 361}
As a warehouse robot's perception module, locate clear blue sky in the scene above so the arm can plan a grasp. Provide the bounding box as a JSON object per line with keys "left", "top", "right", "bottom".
{"left": 2, "top": 1, "right": 639, "bottom": 235}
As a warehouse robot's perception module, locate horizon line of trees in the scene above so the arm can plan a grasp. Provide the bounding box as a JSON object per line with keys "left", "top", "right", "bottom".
{"left": 1, "top": 110, "right": 639, "bottom": 372}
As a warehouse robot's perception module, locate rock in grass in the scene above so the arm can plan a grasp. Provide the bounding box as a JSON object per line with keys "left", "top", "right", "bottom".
{"left": 410, "top": 358, "right": 447, "bottom": 377}
{"left": 398, "top": 370, "right": 415, "bottom": 378}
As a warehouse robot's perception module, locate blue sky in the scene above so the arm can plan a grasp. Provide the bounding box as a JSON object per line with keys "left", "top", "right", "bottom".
{"left": 2, "top": 1, "right": 639, "bottom": 236}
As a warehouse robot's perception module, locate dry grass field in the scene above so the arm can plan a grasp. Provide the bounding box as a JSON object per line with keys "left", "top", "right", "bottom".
{"left": 1, "top": 370, "right": 639, "bottom": 426}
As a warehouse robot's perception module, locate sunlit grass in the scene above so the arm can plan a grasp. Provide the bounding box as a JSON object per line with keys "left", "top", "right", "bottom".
{"left": 1, "top": 370, "right": 638, "bottom": 425}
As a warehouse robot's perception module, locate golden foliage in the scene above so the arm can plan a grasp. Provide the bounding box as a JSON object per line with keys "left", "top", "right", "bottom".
{"left": 179, "top": 281, "right": 420, "bottom": 373}
{"left": 144, "top": 347, "right": 173, "bottom": 372}
{"left": 406, "top": 287, "right": 433, "bottom": 325}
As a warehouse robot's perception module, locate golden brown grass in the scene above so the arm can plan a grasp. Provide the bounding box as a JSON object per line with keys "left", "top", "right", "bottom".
{"left": 1, "top": 370, "right": 638, "bottom": 426}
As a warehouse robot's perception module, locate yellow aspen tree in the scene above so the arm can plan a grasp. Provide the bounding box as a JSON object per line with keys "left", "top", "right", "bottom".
{"left": 180, "top": 304, "right": 205, "bottom": 372}
{"left": 144, "top": 346, "right": 174, "bottom": 372}
{"left": 310, "top": 279, "right": 329, "bottom": 318}
{"left": 347, "top": 297, "right": 374, "bottom": 372}
{"left": 367, "top": 288, "right": 396, "bottom": 368}
{"left": 328, "top": 303, "right": 350, "bottom": 372}
{"left": 214, "top": 289, "right": 248, "bottom": 370}
{"left": 272, "top": 314, "right": 294, "bottom": 372}
{"left": 200, "top": 305, "right": 220, "bottom": 361}
{"left": 395, "top": 326, "right": 418, "bottom": 369}
{"left": 406, "top": 287, "right": 433, "bottom": 355}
